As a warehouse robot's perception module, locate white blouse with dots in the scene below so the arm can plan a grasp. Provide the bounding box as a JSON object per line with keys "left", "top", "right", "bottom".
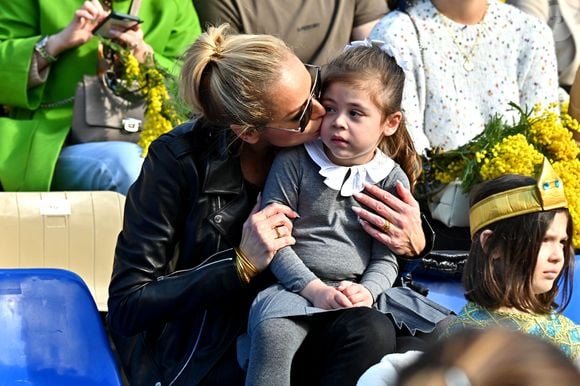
{"left": 369, "top": 0, "right": 559, "bottom": 153}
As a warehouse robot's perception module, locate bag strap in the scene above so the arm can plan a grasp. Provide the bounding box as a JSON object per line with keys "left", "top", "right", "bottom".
{"left": 129, "top": 0, "right": 142, "bottom": 16}
{"left": 402, "top": 11, "right": 423, "bottom": 62}
{"left": 401, "top": 10, "right": 427, "bottom": 137}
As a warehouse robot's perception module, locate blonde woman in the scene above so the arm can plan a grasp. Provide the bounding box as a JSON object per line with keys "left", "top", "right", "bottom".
{"left": 108, "top": 24, "right": 433, "bottom": 386}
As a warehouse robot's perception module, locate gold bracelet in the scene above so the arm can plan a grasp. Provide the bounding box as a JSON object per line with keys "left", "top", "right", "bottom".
{"left": 234, "top": 247, "right": 258, "bottom": 284}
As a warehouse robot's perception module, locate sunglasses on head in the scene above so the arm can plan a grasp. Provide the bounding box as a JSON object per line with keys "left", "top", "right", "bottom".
{"left": 260, "top": 64, "right": 321, "bottom": 133}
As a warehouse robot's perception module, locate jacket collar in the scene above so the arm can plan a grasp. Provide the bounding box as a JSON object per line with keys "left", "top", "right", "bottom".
{"left": 203, "top": 154, "right": 244, "bottom": 195}
{"left": 195, "top": 121, "right": 245, "bottom": 196}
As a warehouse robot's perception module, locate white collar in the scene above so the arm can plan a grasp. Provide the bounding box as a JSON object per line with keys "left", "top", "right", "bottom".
{"left": 305, "top": 139, "right": 395, "bottom": 197}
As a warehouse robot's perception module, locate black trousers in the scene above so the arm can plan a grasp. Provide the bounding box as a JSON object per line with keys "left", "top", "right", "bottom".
{"left": 291, "top": 307, "right": 408, "bottom": 386}
{"left": 202, "top": 307, "right": 429, "bottom": 386}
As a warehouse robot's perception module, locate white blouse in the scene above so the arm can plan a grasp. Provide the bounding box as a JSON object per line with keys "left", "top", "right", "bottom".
{"left": 369, "top": 0, "right": 560, "bottom": 153}
{"left": 304, "top": 139, "right": 394, "bottom": 196}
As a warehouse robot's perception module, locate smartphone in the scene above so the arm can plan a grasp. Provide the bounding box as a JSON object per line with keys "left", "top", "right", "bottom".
{"left": 93, "top": 11, "right": 143, "bottom": 38}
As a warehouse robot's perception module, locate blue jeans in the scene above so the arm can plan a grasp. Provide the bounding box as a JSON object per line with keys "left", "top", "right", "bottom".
{"left": 51, "top": 141, "right": 144, "bottom": 195}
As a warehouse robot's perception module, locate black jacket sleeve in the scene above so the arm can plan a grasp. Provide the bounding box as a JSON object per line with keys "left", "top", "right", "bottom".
{"left": 107, "top": 133, "right": 245, "bottom": 337}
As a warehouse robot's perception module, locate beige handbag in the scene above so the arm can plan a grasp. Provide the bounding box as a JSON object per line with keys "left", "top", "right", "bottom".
{"left": 70, "top": 74, "right": 145, "bottom": 144}
{"left": 70, "top": 0, "right": 145, "bottom": 144}
{"left": 0, "top": 191, "right": 125, "bottom": 311}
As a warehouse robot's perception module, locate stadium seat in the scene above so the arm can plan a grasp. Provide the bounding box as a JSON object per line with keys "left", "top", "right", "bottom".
{"left": 0, "top": 268, "right": 123, "bottom": 385}
{"left": 0, "top": 191, "right": 125, "bottom": 311}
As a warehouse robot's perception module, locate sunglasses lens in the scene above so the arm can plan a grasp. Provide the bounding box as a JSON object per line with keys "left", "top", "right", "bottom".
{"left": 299, "top": 100, "right": 313, "bottom": 132}
{"left": 313, "top": 68, "right": 321, "bottom": 98}
{"left": 291, "top": 65, "right": 321, "bottom": 133}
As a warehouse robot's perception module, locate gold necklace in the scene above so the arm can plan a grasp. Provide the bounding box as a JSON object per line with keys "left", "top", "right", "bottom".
{"left": 440, "top": 15, "right": 483, "bottom": 72}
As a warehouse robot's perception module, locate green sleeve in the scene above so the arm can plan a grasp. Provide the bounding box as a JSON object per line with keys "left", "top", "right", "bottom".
{"left": 0, "top": 1, "right": 44, "bottom": 108}
{"left": 151, "top": 0, "right": 201, "bottom": 75}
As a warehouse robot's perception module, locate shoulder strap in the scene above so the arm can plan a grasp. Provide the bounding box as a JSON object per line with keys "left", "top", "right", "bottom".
{"left": 401, "top": 10, "right": 427, "bottom": 128}
{"left": 129, "top": 0, "right": 142, "bottom": 16}
{"left": 402, "top": 11, "right": 423, "bottom": 63}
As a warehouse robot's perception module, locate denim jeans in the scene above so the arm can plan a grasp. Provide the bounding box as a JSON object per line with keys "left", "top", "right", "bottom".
{"left": 52, "top": 141, "right": 144, "bottom": 195}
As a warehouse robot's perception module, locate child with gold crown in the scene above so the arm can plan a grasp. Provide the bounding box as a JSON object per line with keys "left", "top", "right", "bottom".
{"left": 443, "top": 158, "right": 580, "bottom": 359}
{"left": 358, "top": 159, "right": 579, "bottom": 386}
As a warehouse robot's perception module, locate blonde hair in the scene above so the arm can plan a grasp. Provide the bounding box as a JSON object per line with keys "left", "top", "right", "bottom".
{"left": 180, "top": 24, "right": 293, "bottom": 127}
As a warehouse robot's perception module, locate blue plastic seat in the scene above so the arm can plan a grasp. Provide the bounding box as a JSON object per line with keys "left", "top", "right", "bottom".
{"left": 0, "top": 268, "right": 123, "bottom": 386}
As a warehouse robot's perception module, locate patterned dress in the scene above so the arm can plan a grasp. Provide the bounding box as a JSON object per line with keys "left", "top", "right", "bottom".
{"left": 369, "top": 0, "right": 559, "bottom": 153}
{"left": 444, "top": 302, "right": 580, "bottom": 359}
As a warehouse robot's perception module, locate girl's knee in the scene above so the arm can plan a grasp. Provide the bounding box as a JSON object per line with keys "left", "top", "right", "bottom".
{"left": 252, "top": 318, "right": 308, "bottom": 347}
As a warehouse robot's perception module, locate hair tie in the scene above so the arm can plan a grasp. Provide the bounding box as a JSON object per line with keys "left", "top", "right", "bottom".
{"left": 343, "top": 37, "right": 384, "bottom": 51}
{"left": 344, "top": 38, "right": 411, "bottom": 72}
{"left": 209, "top": 44, "right": 224, "bottom": 61}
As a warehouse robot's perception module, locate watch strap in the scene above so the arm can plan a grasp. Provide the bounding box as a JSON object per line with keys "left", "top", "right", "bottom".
{"left": 35, "top": 36, "right": 58, "bottom": 63}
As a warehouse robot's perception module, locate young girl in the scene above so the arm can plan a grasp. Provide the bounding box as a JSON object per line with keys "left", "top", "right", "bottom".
{"left": 443, "top": 160, "right": 580, "bottom": 359}
{"left": 358, "top": 161, "right": 579, "bottom": 386}
{"left": 244, "top": 41, "right": 422, "bottom": 386}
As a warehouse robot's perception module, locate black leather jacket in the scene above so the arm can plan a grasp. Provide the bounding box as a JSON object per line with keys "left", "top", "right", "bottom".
{"left": 107, "top": 120, "right": 436, "bottom": 386}
{"left": 107, "top": 120, "right": 262, "bottom": 386}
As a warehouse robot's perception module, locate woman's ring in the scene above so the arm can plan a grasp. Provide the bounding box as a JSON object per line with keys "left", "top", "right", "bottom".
{"left": 275, "top": 227, "right": 283, "bottom": 238}
{"left": 382, "top": 220, "right": 391, "bottom": 233}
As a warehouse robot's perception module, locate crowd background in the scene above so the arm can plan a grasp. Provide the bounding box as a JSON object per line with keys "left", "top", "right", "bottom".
{"left": 0, "top": 1, "right": 579, "bottom": 385}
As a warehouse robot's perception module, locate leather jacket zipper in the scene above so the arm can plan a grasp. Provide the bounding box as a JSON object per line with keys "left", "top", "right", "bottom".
{"left": 215, "top": 196, "right": 223, "bottom": 251}
{"left": 167, "top": 309, "right": 208, "bottom": 386}
{"left": 157, "top": 256, "right": 233, "bottom": 281}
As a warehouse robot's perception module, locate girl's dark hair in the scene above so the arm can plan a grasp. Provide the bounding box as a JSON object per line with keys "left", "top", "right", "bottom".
{"left": 322, "top": 44, "right": 421, "bottom": 189}
{"left": 464, "top": 174, "right": 574, "bottom": 314}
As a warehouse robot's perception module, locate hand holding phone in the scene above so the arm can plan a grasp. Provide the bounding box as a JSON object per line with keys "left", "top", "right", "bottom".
{"left": 93, "top": 11, "right": 143, "bottom": 38}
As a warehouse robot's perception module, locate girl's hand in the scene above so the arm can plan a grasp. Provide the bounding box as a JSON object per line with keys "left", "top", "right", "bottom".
{"left": 353, "top": 181, "right": 426, "bottom": 257}
{"left": 300, "top": 279, "right": 352, "bottom": 310}
{"left": 107, "top": 24, "right": 154, "bottom": 63}
{"left": 238, "top": 199, "right": 299, "bottom": 273}
{"left": 337, "top": 281, "right": 373, "bottom": 307}
{"left": 49, "top": 0, "right": 108, "bottom": 54}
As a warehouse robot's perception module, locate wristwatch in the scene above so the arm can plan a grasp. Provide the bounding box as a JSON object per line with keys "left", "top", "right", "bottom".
{"left": 34, "top": 36, "right": 58, "bottom": 63}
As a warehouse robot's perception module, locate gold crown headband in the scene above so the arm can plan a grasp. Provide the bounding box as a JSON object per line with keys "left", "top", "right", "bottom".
{"left": 469, "top": 159, "right": 568, "bottom": 237}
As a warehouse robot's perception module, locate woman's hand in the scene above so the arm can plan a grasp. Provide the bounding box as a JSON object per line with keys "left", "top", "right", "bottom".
{"left": 300, "top": 279, "right": 352, "bottom": 310}
{"left": 353, "top": 181, "right": 426, "bottom": 257}
{"left": 238, "top": 200, "right": 299, "bottom": 273}
{"left": 49, "top": 0, "right": 108, "bottom": 55}
{"left": 107, "top": 24, "right": 154, "bottom": 63}
{"left": 337, "top": 281, "right": 373, "bottom": 307}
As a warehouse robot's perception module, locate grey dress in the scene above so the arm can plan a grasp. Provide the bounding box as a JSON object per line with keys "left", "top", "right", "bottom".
{"left": 248, "top": 140, "right": 408, "bottom": 333}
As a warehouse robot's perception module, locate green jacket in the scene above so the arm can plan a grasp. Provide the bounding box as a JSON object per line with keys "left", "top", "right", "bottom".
{"left": 0, "top": 0, "right": 200, "bottom": 191}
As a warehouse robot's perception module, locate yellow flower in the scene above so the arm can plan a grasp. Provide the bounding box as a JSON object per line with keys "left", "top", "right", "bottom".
{"left": 529, "top": 108, "right": 579, "bottom": 161}
{"left": 107, "top": 40, "right": 186, "bottom": 156}
{"left": 478, "top": 134, "right": 543, "bottom": 181}
{"left": 434, "top": 159, "right": 466, "bottom": 184}
{"left": 561, "top": 102, "right": 580, "bottom": 134}
{"left": 422, "top": 102, "right": 580, "bottom": 247}
{"left": 123, "top": 53, "right": 141, "bottom": 82}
